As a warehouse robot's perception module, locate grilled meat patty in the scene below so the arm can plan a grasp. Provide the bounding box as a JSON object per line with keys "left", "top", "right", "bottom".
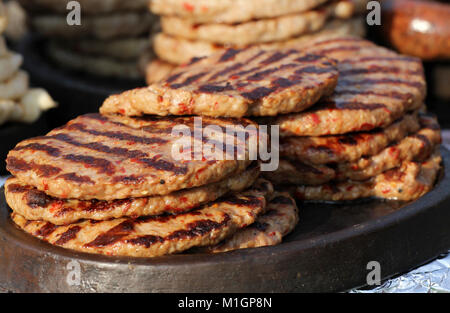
{"left": 153, "top": 18, "right": 366, "bottom": 66}
{"left": 11, "top": 180, "right": 273, "bottom": 257}
{"left": 5, "top": 163, "right": 260, "bottom": 225}
{"left": 7, "top": 114, "right": 258, "bottom": 200}
{"left": 201, "top": 192, "right": 298, "bottom": 253}
{"left": 271, "top": 113, "right": 441, "bottom": 185}
{"left": 274, "top": 37, "right": 426, "bottom": 136}
{"left": 279, "top": 112, "right": 420, "bottom": 165}
{"left": 294, "top": 150, "right": 442, "bottom": 201}
{"left": 101, "top": 46, "right": 339, "bottom": 117}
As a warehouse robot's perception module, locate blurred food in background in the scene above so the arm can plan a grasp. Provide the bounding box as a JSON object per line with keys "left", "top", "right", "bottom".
{"left": 145, "top": 0, "right": 369, "bottom": 84}
{"left": 19, "top": 0, "right": 158, "bottom": 79}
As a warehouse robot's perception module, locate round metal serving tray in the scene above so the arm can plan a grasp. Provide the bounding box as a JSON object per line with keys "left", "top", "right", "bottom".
{"left": 1, "top": 148, "right": 449, "bottom": 293}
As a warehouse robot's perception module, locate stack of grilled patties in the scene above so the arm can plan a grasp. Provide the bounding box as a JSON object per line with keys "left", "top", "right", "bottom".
{"left": 145, "top": 0, "right": 369, "bottom": 84}
{"left": 266, "top": 37, "right": 443, "bottom": 202}
{"left": 0, "top": 0, "right": 56, "bottom": 126}
{"left": 103, "top": 37, "right": 443, "bottom": 203}
{"left": 19, "top": 0, "right": 156, "bottom": 79}
{"left": 5, "top": 111, "right": 300, "bottom": 257}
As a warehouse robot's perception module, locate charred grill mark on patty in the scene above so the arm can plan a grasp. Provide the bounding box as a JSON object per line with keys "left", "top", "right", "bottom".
{"left": 198, "top": 83, "right": 234, "bottom": 93}
{"left": 342, "top": 56, "right": 420, "bottom": 64}
{"left": 294, "top": 54, "right": 323, "bottom": 63}
{"left": 54, "top": 207, "right": 75, "bottom": 217}
{"left": 413, "top": 134, "right": 432, "bottom": 151}
{"left": 337, "top": 135, "right": 358, "bottom": 145}
{"left": 250, "top": 221, "right": 270, "bottom": 232}
{"left": 111, "top": 175, "right": 146, "bottom": 185}
{"left": 188, "top": 56, "right": 206, "bottom": 65}
{"left": 209, "top": 62, "right": 244, "bottom": 81}
{"left": 55, "top": 226, "right": 81, "bottom": 245}
{"left": 313, "top": 45, "right": 363, "bottom": 55}
{"left": 247, "top": 68, "right": 280, "bottom": 81}
{"left": 318, "top": 100, "right": 388, "bottom": 111}
{"left": 127, "top": 215, "right": 230, "bottom": 248}
{"left": 7, "top": 183, "right": 31, "bottom": 194}
{"left": 165, "top": 71, "right": 184, "bottom": 83}
{"left": 333, "top": 90, "right": 414, "bottom": 101}
{"left": 308, "top": 37, "right": 366, "bottom": 48}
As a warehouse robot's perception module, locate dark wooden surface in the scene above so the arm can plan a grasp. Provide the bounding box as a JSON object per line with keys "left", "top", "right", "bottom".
{"left": 0, "top": 148, "right": 449, "bottom": 293}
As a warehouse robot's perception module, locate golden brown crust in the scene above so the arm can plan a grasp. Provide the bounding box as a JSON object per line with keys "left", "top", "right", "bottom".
{"left": 10, "top": 180, "right": 272, "bottom": 257}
